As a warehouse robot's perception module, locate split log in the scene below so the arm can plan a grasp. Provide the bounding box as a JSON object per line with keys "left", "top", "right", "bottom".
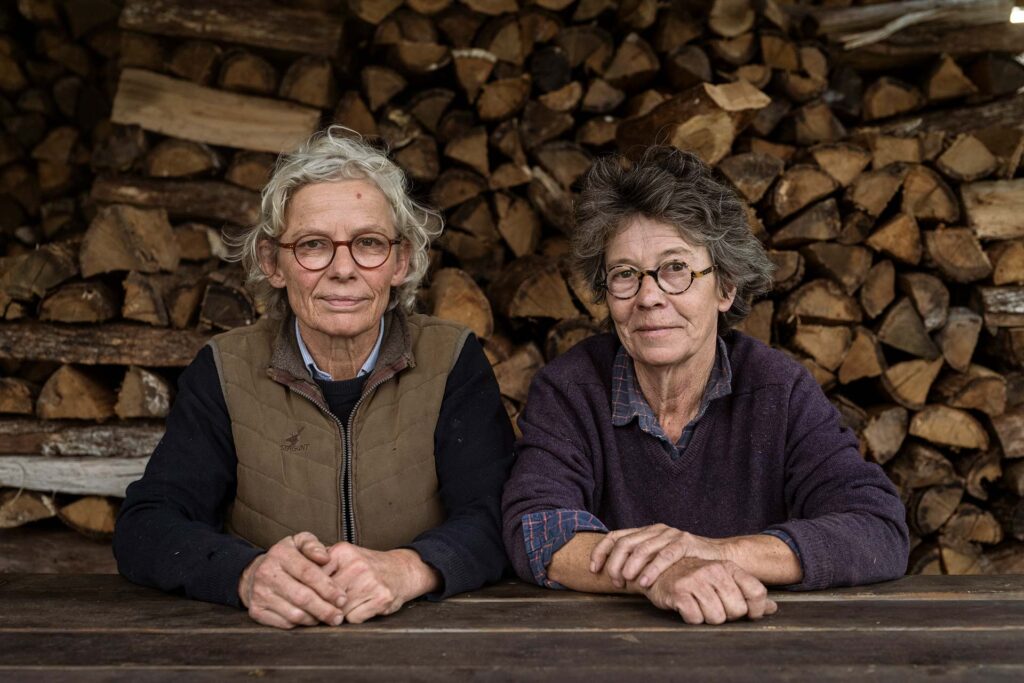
{"left": 616, "top": 80, "right": 770, "bottom": 166}
{"left": 477, "top": 75, "right": 531, "bottom": 122}
{"left": 528, "top": 167, "right": 574, "bottom": 235}
{"left": 898, "top": 273, "right": 949, "bottom": 332}
{"left": 801, "top": 243, "right": 871, "bottom": 297}
{"left": 978, "top": 287, "right": 1024, "bottom": 328}
{"left": 939, "top": 536, "right": 993, "bottom": 575}
{"left": 838, "top": 327, "right": 884, "bottom": 385}
{"left": 989, "top": 240, "right": 1024, "bottom": 286}
{"left": 494, "top": 192, "right": 541, "bottom": 258}
{"left": 876, "top": 297, "right": 940, "bottom": 360}
{"left": 488, "top": 255, "right": 579, "bottom": 320}
{"left": 122, "top": 271, "right": 169, "bottom": 326}
{"left": 888, "top": 442, "right": 958, "bottom": 494}
{"left": 770, "top": 166, "right": 838, "bottom": 222}
{"left": 733, "top": 300, "right": 773, "bottom": 346}
{"left": 112, "top": 69, "right": 320, "bottom": 154}
{"left": 0, "top": 240, "right": 79, "bottom": 306}
{"left": 218, "top": 50, "right": 277, "bottom": 95}
{"left": 908, "top": 542, "right": 942, "bottom": 575}
{"left": 861, "top": 405, "right": 908, "bottom": 465}
{"left": 860, "top": 260, "right": 896, "bottom": 319}
{"left": 91, "top": 176, "right": 260, "bottom": 226}
{"left": 937, "top": 134, "right": 997, "bottom": 182}
{"left": 429, "top": 268, "right": 494, "bottom": 340}
{"left": 933, "top": 365, "right": 1006, "bottom": 419}
{"left": 718, "top": 152, "right": 783, "bottom": 204}
{"left": 771, "top": 199, "right": 840, "bottom": 248}
{"left": 909, "top": 405, "right": 990, "bottom": 451}
{"left": 867, "top": 134, "right": 921, "bottom": 170}
{"left": 431, "top": 168, "right": 488, "bottom": 210}
{"left": 0, "top": 323, "right": 210, "bottom": 367}
{"left": 492, "top": 343, "right": 544, "bottom": 404}
{"left": 57, "top": 496, "right": 119, "bottom": 539}
{"left": 80, "top": 205, "right": 179, "bottom": 278}
{"left": 882, "top": 357, "right": 944, "bottom": 411}
{"left": 988, "top": 542, "right": 1024, "bottom": 573}
{"left": 115, "top": 366, "right": 173, "bottom": 420}
{"left": 845, "top": 164, "right": 905, "bottom": 216}
{"left": 0, "top": 418, "right": 163, "bottom": 457}
{"left": 935, "top": 307, "right": 982, "bottom": 373}
{"left": 992, "top": 408, "right": 1024, "bottom": 458}
{"left": 789, "top": 324, "right": 851, "bottom": 372}
{"left": 36, "top": 365, "right": 116, "bottom": 421}
{"left": 862, "top": 77, "right": 923, "bottom": 120}
{"left": 167, "top": 40, "right": 221, "bottom": 85}
{"left": 545, "top": 317, "right": 603, "bottom": 360}
{"left": 39, "top": 282, "right": 119, "bottom": 324}
{"left": 119, "top": 0, "right": 344, "bottom": 57}
{"left": 777, "top": 279, "right": 862, "bottom": 325}
{"left": 924, "top": 228, "right": 992, "bottom": 284}
{"left": 992, "top": 495, "right": 1024, "bottom": 541}
{"left": 866, "top": 213, "right": 921, "bottom": 265}
{"left": 0, "top": 489, "right": 56, "bottom": 528}
{"left": 0, "top": 456, "right": 148, "bottom": 497}
{"left": 954, "top": 450, "right": 1002, "bottom": 503}
{"left": 144, "top": 139, "right": 221, "bottom": 178}
{"left": 909, "top": 482, "right": 964, "bottom": 536}
{"left": 0, "top": 378, "right": 37, "bottom": 415}
{"left": 902, "top": 165, "right": 959, "bottom": 223}
{"left": 962, "top": 179, "right": 1024, "bottom": 241}
{"left": 768, "top": 250, "right": 804, "bottom": 293}
{"left": 811, "top": 142, "right": 871, "bottom": 187}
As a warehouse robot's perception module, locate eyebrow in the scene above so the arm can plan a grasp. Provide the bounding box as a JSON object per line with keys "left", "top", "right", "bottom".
{"left": 607, "top": 247, "right": 693, "bottom": 267}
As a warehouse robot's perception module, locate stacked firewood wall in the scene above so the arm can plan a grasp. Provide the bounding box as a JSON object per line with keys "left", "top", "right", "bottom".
{"left": 2, "top": 0, "right": 1024, "bottom": 575}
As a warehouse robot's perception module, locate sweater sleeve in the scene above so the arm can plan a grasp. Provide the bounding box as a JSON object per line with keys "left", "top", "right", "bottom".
{"left": 404, "top": 334, "right": 515, "bottom": 599}
{"left": 501, "top": 366, "right": 606, "bottom": 585}
{"left": 112, "top": 345, "right": 263, "bottom": 608}
{"left": 766, "top": 366, "right": 910, "bottom": 590}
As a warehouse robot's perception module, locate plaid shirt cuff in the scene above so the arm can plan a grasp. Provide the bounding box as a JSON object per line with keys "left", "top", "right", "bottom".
{"left": 761, "top": 529, "right": 802, "bottom": 561}
{"left": 522, "top": 509, "right": 608, "bottom": 589}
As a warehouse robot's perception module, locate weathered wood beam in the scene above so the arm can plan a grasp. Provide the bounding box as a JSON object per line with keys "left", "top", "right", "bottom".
{"left": 91, "top": 175, "right": 260, "bottom": 226}
{"left": 835, "top": 21, "right": 1024, "bottom": 71}
{"left": 0, "top": 456, "right": 148, "bottom": 497}
{"left": 865, "top": 91, "right": 1024, "bottom": 138}
{"left": 119, "top": 0, "right": 343, "bottom": 57}
{"left": 0, "top": 323, "right": 210, "bottom": 367}
{"left": 796, "top": 0, "right": 1011, "bottom": 38}
{"left": 112, "top": 69, "right": 321, "bottom": 154}
{"left": 0, "top": 419, "right": 164, "bottom": 457}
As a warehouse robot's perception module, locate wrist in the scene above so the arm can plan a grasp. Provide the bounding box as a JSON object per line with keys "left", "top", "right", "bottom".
{"left": 237, "top": 554, "right": 263, "bottom": 608}
{"left": 389, "top": 548, "right": 441, "bottom": 601}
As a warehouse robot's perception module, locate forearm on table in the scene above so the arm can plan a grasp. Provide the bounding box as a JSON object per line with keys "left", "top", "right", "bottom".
{"left": 547, "top": 533, "right": 637, "bottom": 594}
{"left": 717, "top": 534, "right": 802, "bottom": 585}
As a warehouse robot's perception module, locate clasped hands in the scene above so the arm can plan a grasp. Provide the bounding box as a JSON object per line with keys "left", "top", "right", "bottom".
{"left": 238, "top": 531, "right": 437, "bottom": 630}
{"left": 589, "top": 524, "right": 778, "bottom": 625}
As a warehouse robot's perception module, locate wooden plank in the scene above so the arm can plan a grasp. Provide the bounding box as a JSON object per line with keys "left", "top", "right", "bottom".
{"left": 0, "top": 630, "right": 1021, "bottom": 670}
{"left": 0, "top": 419, "right": 163, "bottom": 457}
{"left": 91, "top": 175, "right": 260, "bottom": 227}
{"left": 978, "top": 286, "right": 1024, "bottom": 328}
{"left": 111, "top": 69, "right": 321, "bottom": 154}
{"left": 0, "top": 457, "right": 147, "bottom": 497}
{"left": 0, "top": 323, "right": 210, "bottom": 366}
{"left": 870, "top": 91, "right": 1024, "bottom": 138}
{"left": 836, "top": 21, "right": 1024, "bottom": 71}
{"left": 0, "top": 522, "right": 118, "bottom": 574}
{"left": 963, "top": 179, "right": 1024, "bottom": 241}
{"left": 119, "top": 0, "right": 343, "bottom": 58}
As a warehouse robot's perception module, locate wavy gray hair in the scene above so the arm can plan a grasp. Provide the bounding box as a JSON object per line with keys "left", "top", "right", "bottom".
{"left": 227, "top": 126, "right": 441, "bottom": 315}
{"left": 573, "top": 146, "right": 774, "bottom": 329}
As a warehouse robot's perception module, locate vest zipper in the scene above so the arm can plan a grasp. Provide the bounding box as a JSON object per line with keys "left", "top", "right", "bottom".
{"left": 283, "top": 383, "right": 353, "bottom": 543}
{"left": 342, "top": 372, "right": 395, "bottom": 544}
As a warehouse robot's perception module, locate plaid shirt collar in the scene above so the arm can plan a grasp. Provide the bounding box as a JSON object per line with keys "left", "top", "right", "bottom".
{"left": 611, "top": 336, "right": 733, "bottom": 447}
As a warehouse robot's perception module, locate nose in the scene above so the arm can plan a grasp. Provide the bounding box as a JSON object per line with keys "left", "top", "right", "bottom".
{"left": 325, "top": 243, "right": 359, "bottom": 279}
{"left": 634, "top": 272, "right": 666, "bottom": 308}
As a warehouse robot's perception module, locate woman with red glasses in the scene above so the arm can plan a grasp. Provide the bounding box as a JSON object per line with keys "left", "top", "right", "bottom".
{"left": 115, "top": 127, "right": 514, "bottom": 629}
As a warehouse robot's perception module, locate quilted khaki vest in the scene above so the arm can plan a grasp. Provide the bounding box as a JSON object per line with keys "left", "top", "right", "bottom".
{"left": 209, "top": 309, "right": 470, "bottom": 551}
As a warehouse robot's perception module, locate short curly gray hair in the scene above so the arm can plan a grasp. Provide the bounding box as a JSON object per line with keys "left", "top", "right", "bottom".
{"left": 573, "top": 146, "right": 774, "bottom": 329}
{"left": 228, "top": 126, "right": 442, "bottom": 315}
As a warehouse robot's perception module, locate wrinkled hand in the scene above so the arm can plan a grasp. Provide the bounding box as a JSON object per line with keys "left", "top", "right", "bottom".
{"left": 326, "top": 543, "right": 437, "bottom": 624}
{"left": 590, "top": 524, "right": 727, "bottom": 589}
{"left": 643, "top": 557, "right": 777, "bottom": 625}
{"left": 238, "top": 531, "right": 347, "bottom": 630}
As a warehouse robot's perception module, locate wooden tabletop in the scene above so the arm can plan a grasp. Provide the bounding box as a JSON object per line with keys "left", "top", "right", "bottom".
{"left": 2, "top": 574, "right": 1023, "bottom": 681}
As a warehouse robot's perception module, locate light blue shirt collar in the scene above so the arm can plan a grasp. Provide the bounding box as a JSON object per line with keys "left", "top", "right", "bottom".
{"left": 294, "top": 317, "right": 384, "bottom": 382}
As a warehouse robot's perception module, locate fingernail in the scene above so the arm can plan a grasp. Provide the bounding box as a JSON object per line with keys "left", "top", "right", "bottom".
{"left": 589, "top": 563, "right": 596, "bottom": 573}
{"left": 332, "top": 615, "right": 343, "bottom": 626}
{"left": 639, "top": 577, "right": 649, "bottom": 587}
{"left": 336, "top": 597, "right": 346, "bottom": 608}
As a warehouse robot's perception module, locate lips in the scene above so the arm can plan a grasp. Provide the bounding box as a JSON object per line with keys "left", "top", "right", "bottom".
{"left": 318, "top": 295, "right": 368, "bottom": 309}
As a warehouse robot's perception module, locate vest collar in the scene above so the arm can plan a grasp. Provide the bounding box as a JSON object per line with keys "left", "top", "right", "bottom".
{"left": 267, "top": 309, "right": 415, "bottom": 398}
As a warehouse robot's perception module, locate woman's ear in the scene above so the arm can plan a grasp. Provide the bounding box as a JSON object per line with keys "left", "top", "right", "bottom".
{"left": 390, "top": 239, "right": 412, "bottom": 287}
{"left": 258, "top": 240, "right": 286, "bottom": 289}
{"left": 717, "top": 280, "right": 738, "bottom": 313}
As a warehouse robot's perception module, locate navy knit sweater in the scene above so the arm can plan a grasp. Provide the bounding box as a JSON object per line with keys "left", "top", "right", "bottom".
{"left": 501, "top": 331, "right": 909, "bottom": 590}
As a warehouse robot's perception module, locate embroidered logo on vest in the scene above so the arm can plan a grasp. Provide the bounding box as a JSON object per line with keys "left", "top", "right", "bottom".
{"left": 281, "top": 426, "right": 309, "bottom": 453}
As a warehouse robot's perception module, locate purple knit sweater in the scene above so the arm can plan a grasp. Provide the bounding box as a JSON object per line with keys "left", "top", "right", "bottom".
{"left": 501, "top": 331, "right": 909, "bottom": 591}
